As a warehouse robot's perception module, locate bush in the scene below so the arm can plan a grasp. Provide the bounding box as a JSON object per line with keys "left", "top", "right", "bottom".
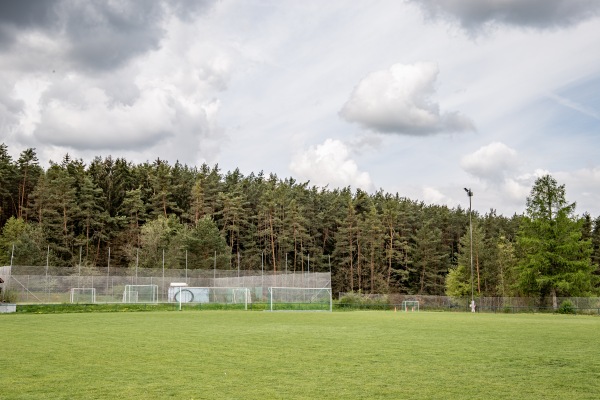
{"left": 1, "top": 289, "right": 18, "bottom": 303}
{"left": 337, "top": 292, "right": 389, "bottom": 310}
{"left": 557, "top": 300, "right": 576, "bottom": 315}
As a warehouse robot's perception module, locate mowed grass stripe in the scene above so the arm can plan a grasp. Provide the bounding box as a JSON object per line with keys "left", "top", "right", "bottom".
{"left": 1, "top": 311, "right": 599, "bottom": 399}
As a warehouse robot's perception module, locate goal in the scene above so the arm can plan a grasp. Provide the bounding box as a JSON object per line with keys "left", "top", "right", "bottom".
{"left": 268, "top": 287, "right": 332, "bottom": 312}
{"left": 123, "top": 285, "right": 158, "bottom": 303}
{"left": 401, "top": 300, "right": 419, "bottom": 312}
{"left": 70, "top": 288, "right": 96, "bottom": 303}
{"left": 168, "top": 286, "right": 251, "bottom": 310}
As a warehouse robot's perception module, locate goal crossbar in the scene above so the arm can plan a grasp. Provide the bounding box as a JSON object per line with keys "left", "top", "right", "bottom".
{"left": 168, "top": 287, "right": 251, "bottom": 310}
{"left": 268, "top": 287, "right": 332, "bottom": 312}
{"left": 123, "top": 284, "right": 158, "bottom": 303}
{"left": 401, "top": 300, "right": 419, "bottom": 312}
{"left": 70, "top": 288, "right": 96, "bottom": 303}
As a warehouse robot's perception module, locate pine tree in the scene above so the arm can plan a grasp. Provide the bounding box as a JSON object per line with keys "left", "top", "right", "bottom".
{"left": 359, "top": 203, "right": 385, "bottom": 293}
{"left": 332, "top": 196, "right": 358, "bottom": 292}
{"left": 16, "top": 148, "right": 42, "bottom": 221}
{"left": 517, "top": 175, "right": 595, "bottom": 308}
{"left": 0, "top": 144, "right": 17, "bottom": 226}
{"left": 411, "top": 221, "right": 447, "bottom": 295}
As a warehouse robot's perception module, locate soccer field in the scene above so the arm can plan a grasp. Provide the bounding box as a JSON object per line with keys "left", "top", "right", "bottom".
{"left": 1, "top": 311, "right": 599, "bottom": 399}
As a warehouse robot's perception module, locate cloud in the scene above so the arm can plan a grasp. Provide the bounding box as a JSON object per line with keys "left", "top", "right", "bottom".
{"left": 0, "top": 1, "right": 58, "bottom": 47}
{"left": 289, "top": 139, "right": 373, "bottom": 191}
{"left": 554, "top": 167, "right": 600, "bottom": 214}
{"left": 546, "top": 92, "right": 600, "bottom": 120}
{"left": 339, "top": 62, "right": 474, "bottom": 135}
{"left": 0, "top": 0, "right": 216, "bottom": 71}
{"left": 34, "top": 87, "right": 182, "bottom": 150}
{"left": 502, "top": 178, "right": 531, "bottom": 202}
{"left": 0, "top": 2, "right": 230, "bottom": 165}
{"left": 411, "top": 0, "right": 600, "bottom": 32}
{"left": 423, "top": 186, "right": 453, "bottom": 206}
{"left": 0, "top": 81, "right": 24, "bottom": 134}
{"left": 461, "top": 142, "right": 519, "bottom": 182}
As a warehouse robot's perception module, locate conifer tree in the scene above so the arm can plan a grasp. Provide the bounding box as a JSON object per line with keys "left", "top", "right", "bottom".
{"left": 517, "top": 175, "right": 595, "bottom": 308}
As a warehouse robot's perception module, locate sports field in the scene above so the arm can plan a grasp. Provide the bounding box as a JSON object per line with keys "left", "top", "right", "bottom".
{"left": 1, "top": 311, "right": 599, "bottom": 399}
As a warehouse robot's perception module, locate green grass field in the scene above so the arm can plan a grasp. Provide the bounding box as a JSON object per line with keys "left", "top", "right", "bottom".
{"left": 1, "top": 311, "right": 599, "bottom": 399}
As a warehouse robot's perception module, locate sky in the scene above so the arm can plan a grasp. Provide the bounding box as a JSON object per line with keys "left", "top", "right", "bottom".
{"left": 1, "top": 0, "right": 600, "bottom": 217}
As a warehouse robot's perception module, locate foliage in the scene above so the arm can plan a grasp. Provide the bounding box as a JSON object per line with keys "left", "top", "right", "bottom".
{"left": 516, "top": 175, "right": 595, "bottom": 308}
{"left": 557, "top": 300, "right": 576, "bottom": 314}
{"left": 338, "top": 291, "right": 389, "bottom": 308}
{"left": 1, "top": 289, "right": 17, "bottom": 303}
{"left": 1, "top": 142, "right": 583, "bottom": 298}
{"left": 0, "top": 216, "right": 27, "bottom": 264}
{"left": 445, "top": 264, "right": 471, "bottom": 298}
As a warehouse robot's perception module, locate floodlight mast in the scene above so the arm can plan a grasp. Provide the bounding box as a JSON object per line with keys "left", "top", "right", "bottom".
{"left": 464, "top": 188, "right": 474, "bottom": 303}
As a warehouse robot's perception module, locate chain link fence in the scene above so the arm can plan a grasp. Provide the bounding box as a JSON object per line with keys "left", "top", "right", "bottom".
{"left": 337, "top": 292, "right": 600, "bottom": 314}
{"left": 2, "top": 265, "right": 331, "bottom": 304}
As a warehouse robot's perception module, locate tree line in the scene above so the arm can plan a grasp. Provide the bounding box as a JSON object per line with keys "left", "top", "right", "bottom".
{"left": 1, "top": 143, "right": 599, "bottom": 302}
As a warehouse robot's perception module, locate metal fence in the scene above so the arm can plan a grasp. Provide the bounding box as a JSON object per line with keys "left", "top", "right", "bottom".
{"left": 2, "top": 265, "right": 331, "bottom": 304}
{"left": 337, "top": 292, "right": 600, "bottom": 314}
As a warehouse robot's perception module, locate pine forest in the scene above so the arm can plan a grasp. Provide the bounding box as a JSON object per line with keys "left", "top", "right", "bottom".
{"left": 1, "top": 143, "right": 599, "bottom": 298}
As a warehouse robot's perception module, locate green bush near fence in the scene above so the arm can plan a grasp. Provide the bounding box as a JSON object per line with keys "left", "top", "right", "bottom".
{"left": 0, "top": 288, "right": 18, "bottom": 303}
{"left": 337, "top": 292, "right": 390, "bottom": 310}
{"left": 557, "top": 300, "right": 576, "bottom": 314}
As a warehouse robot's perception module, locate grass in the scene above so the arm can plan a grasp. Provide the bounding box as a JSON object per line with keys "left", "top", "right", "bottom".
{"left": 1, "top": 311, "right": 599, "bottom": 399}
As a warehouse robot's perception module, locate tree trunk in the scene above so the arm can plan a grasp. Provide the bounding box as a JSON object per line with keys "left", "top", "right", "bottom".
{"left": 476, "top": 252, "right": 481, "bottom": 295}
{"left": 357, "top": 242, "right": 361, "bottom": 292}
{"left": 387, "top": 227, "right": 393, "bottom": 287}
{"left": 370, "top": 247, "right": 375, "bottom": 294}
{"left": 269, "top": 211, "right": 276, "bottom": 273}
{"left": 349, "top": 232, "right": 354, "bottom": 291}
{"left": 551, "top": 287, "right": 558, "bottom": 310}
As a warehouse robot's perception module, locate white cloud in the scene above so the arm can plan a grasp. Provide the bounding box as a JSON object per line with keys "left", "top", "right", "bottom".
{"left": 289, "top": 139, "right": 373, "bottom": 191}
{"left": 339, "top": 62, "right": 474, "bottom": 135}
{"left": 423, "top": 186, "right": 454, "bottom": 206}
{"left": 3, "top": 10, "right": 233, "bottom": 165}
{"left": 1, "top": 1, "right": 600, "bottom": 218}
{"left": 461, "top": 142, "right": 519, "bottom": 182}
{"left": 34, "top": 85, "right": 200, "bottom": 150}
{"left": 554, "top": 167, "right": 600, "bottom": 214}
{"left": 502, "top": 178, "right": 531, "bottom": 201}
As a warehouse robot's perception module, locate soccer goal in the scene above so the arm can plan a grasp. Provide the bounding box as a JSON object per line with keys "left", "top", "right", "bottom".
{"left": 268, "top": 287, "right": 332, "bottom": 312}
{"left": 70, "top": 288, "right": 96, "bottom": 303}
{"left": 168, "top": 286, "right": 251, "bottom": 310}
{"left": 123, "top": 284, "right": 158, "bottom": 303}
{"left": 402, "top": 300, "right": 419, "bottom": 312}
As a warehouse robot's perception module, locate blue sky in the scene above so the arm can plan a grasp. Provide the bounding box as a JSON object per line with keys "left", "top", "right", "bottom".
{"left": 1, "top": 0, "right": 600, "bottom": 216}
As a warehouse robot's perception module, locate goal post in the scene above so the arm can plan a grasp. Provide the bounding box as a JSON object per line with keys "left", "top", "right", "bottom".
{"left": 268, "top": 287, "right": 332, "bottom": 312}
{"left": 123, "top": 285, "right": 158, "bottom": 303}
{"left": 167, "top": 286, "right": 251, "bottom": 310}
{"left": 70, "top": 288, "right": 96, "bottom": 303}
{"left": 401, "top": 300, "right": 419, "bottom": 312}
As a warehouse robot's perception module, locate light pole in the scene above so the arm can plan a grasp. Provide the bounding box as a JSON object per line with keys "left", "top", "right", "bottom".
{"left": 464, "top": 188, "right": 474, "bottom": 306}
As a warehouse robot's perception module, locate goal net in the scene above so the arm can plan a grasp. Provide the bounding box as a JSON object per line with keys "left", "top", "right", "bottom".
{"left": 123, "top": 285, "right": 158, "bottom": 303}
{"left": 402, "top": 300, "right": 419, "bottom": 312}
{"left": 167, "top": 287, "right": 251, "bottom": 310}
{"left": 70, "top": 288, "right": 96, "bottom": 303}
{"left": 268, "top": 287, "right": 332, "bottom": 312}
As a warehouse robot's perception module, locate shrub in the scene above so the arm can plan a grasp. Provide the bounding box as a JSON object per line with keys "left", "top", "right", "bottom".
{"left": 557, "top": 300, "right": 576, "bottom": 315}
{"left": 1, "top": 289, "right": 18, "bottom": 303}
{"left": 337, "top": 292, "right": 389, "bottom": 310}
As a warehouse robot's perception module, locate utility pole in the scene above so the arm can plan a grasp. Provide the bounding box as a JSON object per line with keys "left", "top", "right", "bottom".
{"left": 464, "top": 188, "right": 475, "bottom": 311}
